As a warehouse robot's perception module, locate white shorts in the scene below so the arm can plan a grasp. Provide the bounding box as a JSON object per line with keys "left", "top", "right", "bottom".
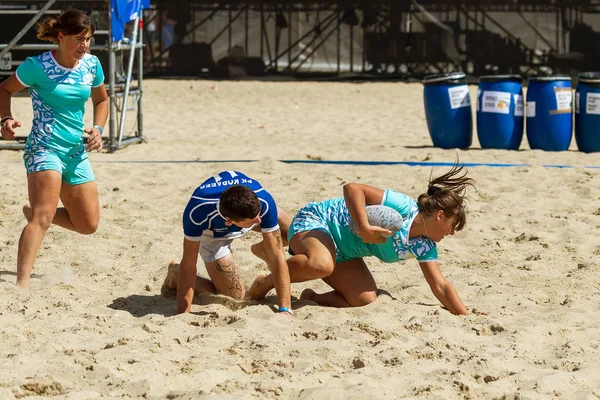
{"left": 198, "top": 235, "right": 235, "bottom": 263}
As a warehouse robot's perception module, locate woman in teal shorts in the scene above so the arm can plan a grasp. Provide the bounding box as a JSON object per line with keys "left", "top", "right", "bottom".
{"left": 249, "top": 163, "right": 476, "bottom": 315}
{"left": 0, "top": 9, "right": 107, "bottom": 288}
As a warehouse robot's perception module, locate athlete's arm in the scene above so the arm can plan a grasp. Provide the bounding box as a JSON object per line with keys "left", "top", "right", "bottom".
{"left": 0, "top": 75, "right": 25, "bottom": 140}
{"left": 176, "top": 238, "right": 201, "bottom": 314}
{"left": 86, "top": 84, "right": 108, "bottom": 151}
{"left": 343, "top": 183, "right": 391, "bottom": 244}
{"left": 262, "top": 229, "right": 292, "bottom": 315}
{"left": 419, "top": 261, "right": 469, "bottom": 315}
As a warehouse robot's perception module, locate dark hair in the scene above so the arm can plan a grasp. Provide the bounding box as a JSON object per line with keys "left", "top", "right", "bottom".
{"left": 417, "top": 162, "right": 475, "bottom": 231}
{"left": 219, "top": 186, "right": 261, "bottom": 221}
{"left": 36, "top": 9, "right": 95, "bottom": 43}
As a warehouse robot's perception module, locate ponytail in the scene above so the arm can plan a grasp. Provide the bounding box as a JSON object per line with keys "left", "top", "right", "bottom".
{"left": 36, "top": 17, "right": 59, "bottom": 42}
{"left": 36, "top": 9, "right": 94, "bottom": 43}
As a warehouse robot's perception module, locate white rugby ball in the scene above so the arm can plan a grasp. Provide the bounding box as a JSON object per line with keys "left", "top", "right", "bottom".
{"left": 349, "top": 205, "right": 404, "bottom": 238}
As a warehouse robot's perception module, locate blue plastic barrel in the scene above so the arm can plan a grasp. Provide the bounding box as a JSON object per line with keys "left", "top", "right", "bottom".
{"left": 575, "top": 72, "right": 600, "bottom": 153}
{"left": 476, "top": 75, "right": 524, "bottom": 150}
{"left": 526, "top": 76, "right": 573, "bottom": 151}
{"left": 423, "top": 72, "right": 472, "bottom": 149}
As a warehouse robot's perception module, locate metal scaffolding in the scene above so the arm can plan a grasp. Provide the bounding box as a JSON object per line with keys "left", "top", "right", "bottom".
{"left": 146, "top": 0, "right": 600, "bottom": 79}
{"left": 145, "top": 1, "right": 364, "bottom": 77}
{"left": 0, "top": 0, "right": 145, "bottom": 152}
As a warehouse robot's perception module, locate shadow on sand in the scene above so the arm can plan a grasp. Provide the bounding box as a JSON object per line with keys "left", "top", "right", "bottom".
{"left": 108, "top": 290, "right": 312, "bottom": 318}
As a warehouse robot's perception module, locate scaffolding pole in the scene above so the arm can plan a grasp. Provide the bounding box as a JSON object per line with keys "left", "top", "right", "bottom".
{"left": 0, "top": 0, "right": 57, "bottom": 61}
{"left": 117, "top": 17, "right": 141, "bottom": 148}
{"left": 108, "top": 1, "right": 117, "bottom": 152}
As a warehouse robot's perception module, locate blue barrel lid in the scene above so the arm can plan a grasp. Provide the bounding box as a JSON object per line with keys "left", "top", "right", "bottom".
{"left": 479, "top": 74, "right": 523, "bottom": 83}
{"left": 578, "top": 72, "right": 600, "bottom": 84}
{"left": 528, "top": 75, "right": 571, "bottom": 82}
{"left": 422, "top": 72, "right": 467, "bottom": 85}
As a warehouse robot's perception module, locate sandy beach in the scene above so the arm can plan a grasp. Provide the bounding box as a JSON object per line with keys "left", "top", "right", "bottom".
{"left": 1, "top": 80, "right": 599, "bottom": 399}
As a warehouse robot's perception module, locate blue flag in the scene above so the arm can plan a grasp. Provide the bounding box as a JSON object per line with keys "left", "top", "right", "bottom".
{"left": 111, "top": 0, "right": 149, "bottom": 42}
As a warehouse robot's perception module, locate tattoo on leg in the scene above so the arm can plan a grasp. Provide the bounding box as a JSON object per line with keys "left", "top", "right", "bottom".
{"left": 215, "top": 258, "right": 243, "bottom": 298}
{"left": 272, "top": 229, "right": 283, "bottom": 250}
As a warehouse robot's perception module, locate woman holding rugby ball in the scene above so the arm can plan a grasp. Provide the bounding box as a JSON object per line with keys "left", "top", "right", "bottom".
{"left": 249, "top": 162, "right": 475, "bottom": 315}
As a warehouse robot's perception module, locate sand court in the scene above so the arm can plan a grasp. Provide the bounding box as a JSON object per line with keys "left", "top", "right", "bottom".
{"left": 1, "top": 80, "right": 599, "bottom": 398}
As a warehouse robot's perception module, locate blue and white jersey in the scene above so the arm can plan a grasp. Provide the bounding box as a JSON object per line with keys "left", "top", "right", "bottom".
{"left": 15, "top": 51, "right": 105, "bottom": 154}
{"left": 183, "top": 171, "right": 279, "bottom": 241}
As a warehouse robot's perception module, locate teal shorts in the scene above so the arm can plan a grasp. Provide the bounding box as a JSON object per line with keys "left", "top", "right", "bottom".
{"left": 23, "top": 145, "right": 95, "bottom": 185}
{"left": 288, "top": 202, "right": 346, "bottom": 263}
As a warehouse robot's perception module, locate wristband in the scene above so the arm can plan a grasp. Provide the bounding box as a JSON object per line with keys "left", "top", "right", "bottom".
{"left": 277, "top": 306, "right": 293, "bottom": 315}
{"left": 93, "top": 125, "right": 103, "bottom": 135}
{"left": 1, "top": 116, "right": 14, "bottom": 126}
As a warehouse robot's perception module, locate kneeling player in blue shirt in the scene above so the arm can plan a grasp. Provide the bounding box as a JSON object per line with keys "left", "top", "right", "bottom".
{"left": 161, "top": 171, "right": 293, "bottom": 316}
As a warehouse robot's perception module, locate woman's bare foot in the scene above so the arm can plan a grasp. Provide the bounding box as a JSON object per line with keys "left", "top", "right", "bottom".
{"left": 248, "top": 274, "right": 272, "bottom": 300}
{"left": 22, "top": 204, "right": 32, "bottom": 222}
{"left": 300, "top": 288, "right": 316, "bottom": 301}
{"left": 161, "top": 261, "right": 179, "bottom": 297}
{"left": 16, "top": 279, "right": 30, "bottom": 290}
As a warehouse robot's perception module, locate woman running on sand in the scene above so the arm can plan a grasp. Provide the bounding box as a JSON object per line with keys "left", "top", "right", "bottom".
{"left": 0, "top": 9, "right": 107, "bottom": 288}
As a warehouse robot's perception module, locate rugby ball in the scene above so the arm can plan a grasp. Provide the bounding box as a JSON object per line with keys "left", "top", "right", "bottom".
{"left": 349, "top": 205, "right": 404, "bottom": 238}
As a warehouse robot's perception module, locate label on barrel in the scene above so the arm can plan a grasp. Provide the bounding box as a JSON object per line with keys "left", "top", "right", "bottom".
{"left": 482, "top": 91, "right": 511, "bottom": 114}
{"left": 554, "top": 88, "right": 572, "bottom": 112}
{"left": 448, "top": 85, "right": 471, "bottom": 109}
{"left": 586, "top": 93, "right": 600, "bottom": 115}
{"left": 514, "top": 94, "right": 524, "bottom": 116}
{"left": 526, "top": 101, "right": 536, "bottom": 117}
{"left": 576, "top": 93, "right": 580, "bottom": 114}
